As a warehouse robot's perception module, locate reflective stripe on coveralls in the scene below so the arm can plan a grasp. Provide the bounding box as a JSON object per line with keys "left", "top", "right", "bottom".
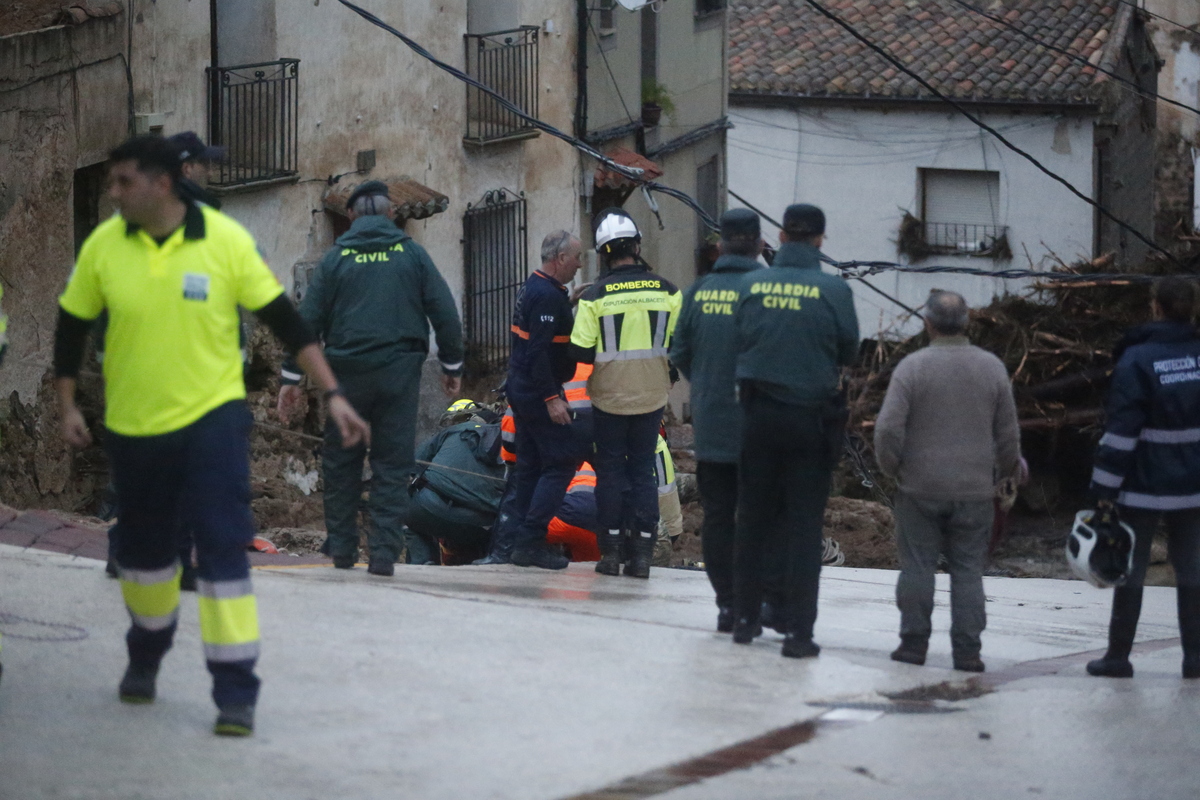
{"left": 500, "top": 408, "right": 517, "bottom": 464}
{"left": 197, "top": 578, "right": 261, "bottom": 663}
{"left": 567, "top": 463, "right": 597, "bottom": 494}
{"left": 565, "top": 362, "right": 594, "bottom": 410}
{"left": 120, "top": 563, "right": 183, "bottom": 632}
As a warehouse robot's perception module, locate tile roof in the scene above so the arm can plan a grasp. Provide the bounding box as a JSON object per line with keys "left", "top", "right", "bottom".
{"left": 324, "top": 177, "right": 450, "bottom": 223}
{"left": 729, "top": 0, "right": 1132, "bottom": 105}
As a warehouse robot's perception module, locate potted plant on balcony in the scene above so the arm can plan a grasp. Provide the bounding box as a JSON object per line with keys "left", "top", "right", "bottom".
{"left": 641, "top": 79, "right": 675, "bottom": 127}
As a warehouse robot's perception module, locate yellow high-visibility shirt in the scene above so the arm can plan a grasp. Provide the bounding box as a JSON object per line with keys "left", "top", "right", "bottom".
{"left": 60, "top": 203, "right": 283, "bottom": 436}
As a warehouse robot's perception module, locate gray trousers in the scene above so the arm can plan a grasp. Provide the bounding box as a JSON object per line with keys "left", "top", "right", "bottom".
{"left": 894, "top": 493, "right": 994, "bottom": 656}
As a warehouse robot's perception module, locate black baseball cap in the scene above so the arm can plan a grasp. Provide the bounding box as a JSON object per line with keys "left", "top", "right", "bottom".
{"left": 720, "top": 208, "right": 760, "bottom": 241}
{"left": 346, "top": 180, "right": 391, "bottom": 211}
{"left": 782, "top": 204, "right": 825, "bottom": 238}
{"left": 167, "top": 131, "right": 226, "bottom": 163}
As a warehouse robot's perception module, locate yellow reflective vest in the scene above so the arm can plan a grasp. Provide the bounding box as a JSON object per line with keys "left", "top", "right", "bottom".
{"left": 571, "top": 264, "right": 682, "bottom": 415}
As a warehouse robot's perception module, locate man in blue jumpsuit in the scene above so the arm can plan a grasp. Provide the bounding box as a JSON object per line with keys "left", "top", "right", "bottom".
{"left": 505, "top": 230, "right": 584, "bottom": 569}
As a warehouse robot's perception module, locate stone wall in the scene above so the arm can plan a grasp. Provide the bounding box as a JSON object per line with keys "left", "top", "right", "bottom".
{"left": 0, "top": 15, "right": 129, "bottom": 404}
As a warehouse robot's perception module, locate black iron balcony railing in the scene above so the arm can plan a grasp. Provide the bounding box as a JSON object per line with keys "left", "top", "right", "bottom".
{"left": 923, "top": 222, "right": 1010, "bottom": 257}
{"left": 464, "top": 27, "right": 539, "bottom": 146}
{"left": 206, "top": 58, "right": 299, "bottom": 188}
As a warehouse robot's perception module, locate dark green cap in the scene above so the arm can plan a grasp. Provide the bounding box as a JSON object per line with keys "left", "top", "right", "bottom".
{"left": 720, "top": 208, "right": 760, "bottom": 241}
{"left": 783, "top": 204, "right": 825, "bottom": 237}
{"left": 346, "top": 180, "right": 390, "bottom": 210}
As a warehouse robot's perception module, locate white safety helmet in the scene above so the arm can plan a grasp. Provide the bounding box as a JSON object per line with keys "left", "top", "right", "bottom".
{"left": 593, "top": 207, "right": 641, "bottom": 254}
{"left": 1066, "top": 508, "right": 1136, "bottom": 588}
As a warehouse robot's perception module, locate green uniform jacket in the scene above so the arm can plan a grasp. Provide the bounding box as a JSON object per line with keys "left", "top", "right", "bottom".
{"left": 669, "top": 254, "right": 760, "bottom": 464}
{"left": 734, "top": 242, "right": 859, "bottom": 406}
{"left": 414, "top": 421, "right": 506, "bottom": 517}
{"left": 284, "top": 216, "right": 464, "bottom": 380}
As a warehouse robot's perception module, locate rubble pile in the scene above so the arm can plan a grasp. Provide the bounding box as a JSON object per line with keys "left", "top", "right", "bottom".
{"left": 846, "top": 255, "right": 1173, "bottom": 437}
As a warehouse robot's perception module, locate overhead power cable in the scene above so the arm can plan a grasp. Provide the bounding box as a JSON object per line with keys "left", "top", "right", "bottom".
{"left": 947, "top": 0, "right": 1200, "bottom": 119}
{"left": 802, "top": 0, "right": 1175, "bottom": 266}
{"left": 335, "top": 0, "right": 719, "bottom": 233}
{"left": 728, "top": 190, "right": 924, "bottom": 317}
{"left": 336, "top": 1, "right": 1184, "bottom": 301}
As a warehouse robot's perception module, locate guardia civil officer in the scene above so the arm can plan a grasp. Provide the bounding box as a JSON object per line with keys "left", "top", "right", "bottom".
{"left": 670, "top": 208, "right": 764, "bottom": 629}
{"left": 1086, "top": 277, "right": 1200, "bottom": 680}
{"left": 731, "top": 204, "right": 859, "bottom": 658}
{"left": 571, "top": 209, "right": 682, "bottom": 579}
{"left": 56, "top": 135, "right": 369, "bottom": 736}
{"left": 505, "top": 230, "right": 585, "bottom": 570}
{"left": 278, "top": 181, "right": 464, "bottom": 575}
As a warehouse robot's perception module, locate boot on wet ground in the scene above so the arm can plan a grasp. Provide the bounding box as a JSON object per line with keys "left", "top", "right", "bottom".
{"left": 890, "top": 635, "right": 928, "bottom": 666}
{"left": 1087, "top": 586, "right": 1142, "bottom": 678}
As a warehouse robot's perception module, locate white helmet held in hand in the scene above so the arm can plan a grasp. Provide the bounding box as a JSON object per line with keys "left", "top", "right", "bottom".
{"left": 1066, "top": 507, "right": 1136, "bottom": 588}
{"left": 593, "top": 207, "right": 641, "bottom": 254}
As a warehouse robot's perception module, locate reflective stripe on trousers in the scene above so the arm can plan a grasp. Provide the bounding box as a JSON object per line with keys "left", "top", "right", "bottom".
{"left": 197, "top": 577, "right": 261, "bottom": 663}
{"left": 120, "top": 563, "right": 182, "bottom": 632}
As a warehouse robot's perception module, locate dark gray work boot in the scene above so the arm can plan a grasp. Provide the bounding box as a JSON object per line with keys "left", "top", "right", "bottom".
{"left": 595, "top": 530, "right": 622, "bottom": 576}
{"left": 890, "top": 635, "right": 928, "bottom": 666}
{"left": 118, "top": 662, "right": 160, "bottom": 704}
{"left": 512, "top": 544, "right": 569, "bottom": 570}
{"left": 624, "top": 531, "right": 655, "bottom": 579}
{"left": 782, "top": 635, "right": 821, "bottom": 659}
{"left": 214, "top": 704, "right": 255, "bottom": 737}
{"left": 716, "top": 604, "right": 734, "bottom": 633}
{"left": 1087, "top": 586, "right": 1142, "bottom": 678}
{"left": 368, "top": 558, "right": 395, "bottom": 577}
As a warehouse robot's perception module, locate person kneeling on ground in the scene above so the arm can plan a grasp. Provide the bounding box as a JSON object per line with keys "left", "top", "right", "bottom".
{"left": 405, "top": 404, "right": 508, "bottom": 565}
{"left": 874, "top": 291, "right": 1022, "bottom": 673}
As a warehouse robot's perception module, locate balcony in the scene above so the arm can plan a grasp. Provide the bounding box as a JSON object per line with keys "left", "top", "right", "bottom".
{"left": 899, "top": 214, "right": 1012, "bottom": 261}
{"left": 464, "top": 27, "right": 539, "bottom": 147}
{"left": 205, "top": 58, "right": 299, "bottom": 190}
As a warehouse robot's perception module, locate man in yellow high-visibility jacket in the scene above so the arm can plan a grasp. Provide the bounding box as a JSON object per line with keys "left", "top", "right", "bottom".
{"left": 571, "top": 208, "right": 681, "bottom": 579}
{"left": 55, "top": 135, "right": 368, "bottom": 736}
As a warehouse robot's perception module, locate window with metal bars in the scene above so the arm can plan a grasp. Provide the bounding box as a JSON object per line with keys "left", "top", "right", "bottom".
{"left": 205, "top": 59, "right": 299, "bottom": 188}
{"left": 464, "top": 27, "right": 540, "bottom": 146}
{"left": 462, "top": 190, "right": 529, "bottom": 373}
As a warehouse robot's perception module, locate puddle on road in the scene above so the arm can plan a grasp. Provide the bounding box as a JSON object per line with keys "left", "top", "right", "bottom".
{"left": 885, "top": 678, "right": 993, "bottom": 703}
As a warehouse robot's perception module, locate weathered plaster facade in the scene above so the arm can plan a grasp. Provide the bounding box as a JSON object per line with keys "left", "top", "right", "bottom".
{"left": 1, "top": 0, "right": 584, "bottom": 431}
{"left": 1145, "top": 1, "right": 1200, "bottom": 239}
{"left": 0, "top": 15, "right": 129, "bottom": 403}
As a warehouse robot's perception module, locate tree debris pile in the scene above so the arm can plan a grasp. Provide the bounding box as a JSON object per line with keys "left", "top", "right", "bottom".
{"left": 0, "top": 325, "right": 328, "bottom": 532}
{"left": 846, "top": 255, "right": 1172, "bottom": 437}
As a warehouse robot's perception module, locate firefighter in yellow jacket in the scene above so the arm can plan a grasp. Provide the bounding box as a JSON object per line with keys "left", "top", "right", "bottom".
{"left": 571, "top": 208, "right": 681, "bottom": 578}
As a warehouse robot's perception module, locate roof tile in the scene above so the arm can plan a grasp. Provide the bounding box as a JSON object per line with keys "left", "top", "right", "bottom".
{"left": 729, "top": 0, "right": 1125, "bottom": 104}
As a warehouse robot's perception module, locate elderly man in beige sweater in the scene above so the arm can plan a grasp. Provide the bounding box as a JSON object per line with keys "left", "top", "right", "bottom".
{"left": 874, "top": 291, "right": 1021, "bottom": 673}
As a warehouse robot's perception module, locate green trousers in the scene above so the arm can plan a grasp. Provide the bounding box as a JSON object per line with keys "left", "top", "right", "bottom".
{"left": 322, "top": 354, "right": 424, "bottom": 563}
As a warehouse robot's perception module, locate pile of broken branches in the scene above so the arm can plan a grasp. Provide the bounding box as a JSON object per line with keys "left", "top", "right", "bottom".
{"left": 846, "top": 253, "right": 1178, "bottom": 435}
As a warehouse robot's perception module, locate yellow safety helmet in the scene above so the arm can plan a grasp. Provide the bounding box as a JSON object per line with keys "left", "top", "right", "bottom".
{"left": 446, "top": 398, "right": 476, "bottom": 414}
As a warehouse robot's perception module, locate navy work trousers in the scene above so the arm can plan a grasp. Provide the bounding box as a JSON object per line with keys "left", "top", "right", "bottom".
{"left": 593, "top": 407, "right": 664, "bottom": 536}
{"left": 105, "top": 400, "right": 260, "bottom": 708}
{"left": 733, "top": 392, "right": 834, "bottom": 640}
{"left": 511, "top": 403, "right": 580, "bottom": 549}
